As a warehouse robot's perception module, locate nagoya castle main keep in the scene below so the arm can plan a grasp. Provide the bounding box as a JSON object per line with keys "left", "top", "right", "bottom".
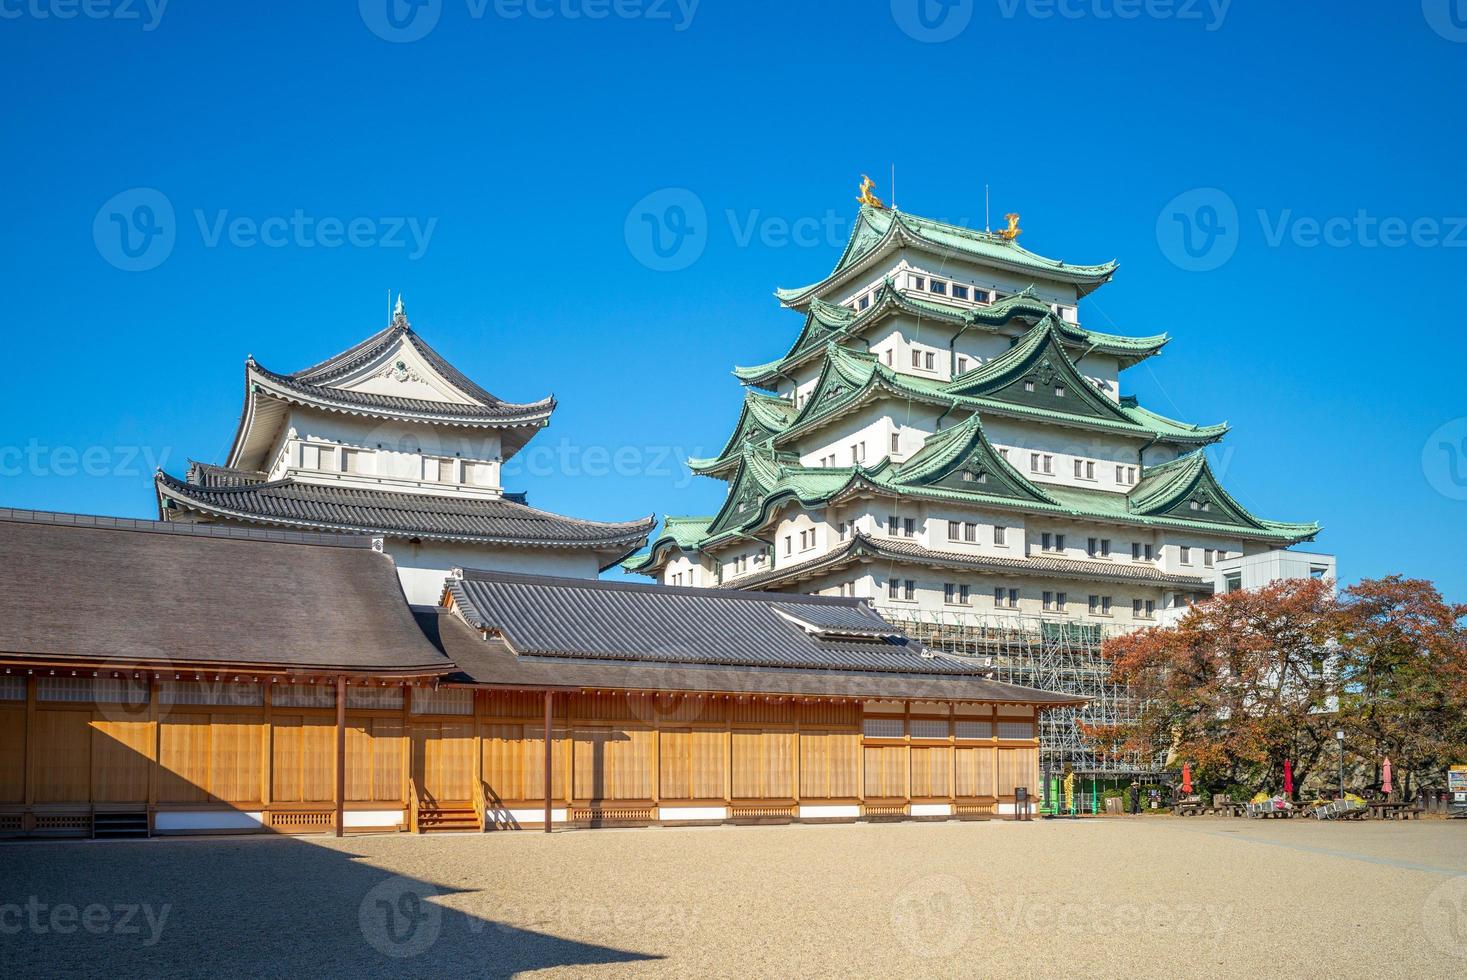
{"left": 626, "top": 182, "right": 1331, "bottom": 779}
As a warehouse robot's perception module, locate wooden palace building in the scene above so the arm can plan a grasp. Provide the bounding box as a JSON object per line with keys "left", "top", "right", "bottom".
{"left": 0, "top": 508, "right": 1078, "bottom": 838}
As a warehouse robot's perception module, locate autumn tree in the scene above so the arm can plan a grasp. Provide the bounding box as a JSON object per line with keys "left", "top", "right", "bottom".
{"left": 1094, "top": 576, "right": 1339, "bottom": 796}
{"left": 1334, "top": 576, "right": 1467, "bottom": 798}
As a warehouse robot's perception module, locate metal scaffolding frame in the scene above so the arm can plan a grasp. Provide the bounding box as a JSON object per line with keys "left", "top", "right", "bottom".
{"left": 882, "top": 607, "right": 1163, "bottom": 777}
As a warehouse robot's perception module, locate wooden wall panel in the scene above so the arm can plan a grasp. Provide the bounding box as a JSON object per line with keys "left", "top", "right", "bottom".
{"left": 800, "top": 701, "right": 860, "bottom": 727}
{"left": 996, "top": 746, "right": 1039, "bottom": 798}
{"left": 91, "top": 717, "right": 152, "bottom": 803}
{"left": 415, "top": 722, "right": 473, "bottom": 802}
{"left": 0, "top": 705, "right": 25, "bottom": 803}
{"left": 368, "top": 718, "right": 404, "bottom": 803}
{"left": 799, "top": 729, "right": 859, "bottom": 799}
{"left": 863, "top": 744, "right": 905, "bottom": 799}
{"left": 209, "top": 715, "right": 263, "bottom": 803}
{"left": 272, "top": 715, "right": 335, "bottom": 803}
{"left": 658, "top": 729, "right": 692, "bottom": 801}
{"left": 343, "top": 717, "right": 405, "bottom": 803}
{"left": 909, "top": 746, "right": 952, "bottom": 799}
{"left": 33, "top": 710, "right": 90, "bottom": 803}
{"left": 271, "top": 716, "right": 303, "bottom": 803}
{"left": 573, "top": 726, "right": 653, "bottom": 802}
{"left": 732, "top": 729, "right": 795, "bottom": 799}
{"left": 955, "top": 746, "right": 996, "bottom": 798}
{"left": 656, "top": 728, "right": 724, "bottom": 801}
{"left": 482, "top": 722, "right": 566, "bottom": 802}
{"left": 730, "top": 701, "right": 796, "bottom": 725}
{"left": 158, "top": 713, "right": 211, "bottom": 804}
{"left": 482, "top": 691, "right": 544, "bottom": 719}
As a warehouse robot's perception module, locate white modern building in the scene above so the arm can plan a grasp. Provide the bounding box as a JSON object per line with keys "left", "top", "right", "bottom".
{"left": 156, "top": 299, "right": 654, "bottom": 602}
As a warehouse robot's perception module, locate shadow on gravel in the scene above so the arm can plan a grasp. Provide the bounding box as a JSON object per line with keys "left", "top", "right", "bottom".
{"left": 0, "top": 834, "right": 661, "bottom": 979}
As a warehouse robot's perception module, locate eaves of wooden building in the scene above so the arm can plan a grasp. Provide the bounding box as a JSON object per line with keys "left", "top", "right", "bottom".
{"left": 0, "top": 508, "right": 1081, "bottom": 838}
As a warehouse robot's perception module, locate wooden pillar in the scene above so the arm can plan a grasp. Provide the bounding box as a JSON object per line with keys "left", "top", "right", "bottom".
{"left": 543, "top": 689, "right": 553, "bottom": 834}
{"left": 334, "top": 675, "right": 347, "bottom": 838}
{"left": 23, "top": 675, "right": 36, "bottom": 825}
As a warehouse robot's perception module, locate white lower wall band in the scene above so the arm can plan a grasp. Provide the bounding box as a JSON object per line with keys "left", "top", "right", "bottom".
{"left": 154, "top": 811, "right": 265, "bottom": 831}
{"left": 799, "top": 804, "right": 860, "bottom": 819}
{"left": 910, "top": 803, "right": 953, "bottom": 817}
{"left": 658, "top": 806, "right": 728, "bottom": 822}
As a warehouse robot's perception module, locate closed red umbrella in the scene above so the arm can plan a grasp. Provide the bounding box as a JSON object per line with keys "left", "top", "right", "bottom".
{"left": 1284, "top": 759, "right": 1294, "bottom": 798}
{"left": 1381, "top": 757, "right": 1392, "bottom": 797}
{"left": 1181, "top": 763, "right": 1193, "bottom": 794}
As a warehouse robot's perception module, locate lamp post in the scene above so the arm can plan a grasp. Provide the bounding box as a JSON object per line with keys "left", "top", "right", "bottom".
{"left": 1335, "top": 730, "right": 1345, "bottom": 800}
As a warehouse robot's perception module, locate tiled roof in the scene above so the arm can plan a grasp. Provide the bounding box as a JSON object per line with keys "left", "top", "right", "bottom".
{"left": 245, "top": 306, "right": 555, "bottom": 428}
{"left": 438, "top": 570, "right": 1082, "bottom": 704}
{"left": 419, "top": 605, "right": 1083, "bottom": 703}
{"left": 775, "top": 205, "right": 1118, "bottom": 309}
{"left": 448, "top": 570, "right": 978, "bottom": 675}
{"left": 736, "top": 282, "right": 1166, "bottom": 388}
{"left": 0, "top": 508, "right": 452, "bottom": 674}
{"left": 156, "top": 471, "right": 655, "bottom": 559}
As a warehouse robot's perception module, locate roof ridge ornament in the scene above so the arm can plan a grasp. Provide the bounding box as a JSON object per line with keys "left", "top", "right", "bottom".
{"left": 998, "top": 212, "right": 1022, "bottom": 241}
{"left": 856, "top": 175, "right": 886, "bottom": 210}
{"left": 392, "top": 294, "right": 409, "bottom": 327}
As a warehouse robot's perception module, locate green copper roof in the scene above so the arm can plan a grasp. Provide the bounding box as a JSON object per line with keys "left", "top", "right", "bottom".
{"left": 688, "top": 391, "right": 800, "bottom": 477}
{"left": 681, "top": 413, "right": 1314, "bottom": 554}
{"left": 621, "top": 515, "right": 715, "bottom": 572}
{"left": 775, "top": 205, "right": 1118, "bottom": 310}
{"left": 766, "top": 329, "right": 1225, "bottom": 449}
{"left": 734, "top": 282, "right": 1167, "bottom": 390}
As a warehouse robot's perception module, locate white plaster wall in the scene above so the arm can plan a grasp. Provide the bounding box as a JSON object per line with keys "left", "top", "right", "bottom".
{"left": 270, "top": 407, "right": 505, "bottom": 497}
{"left": 387, "top": 539, "right": 603, "bottom": 605}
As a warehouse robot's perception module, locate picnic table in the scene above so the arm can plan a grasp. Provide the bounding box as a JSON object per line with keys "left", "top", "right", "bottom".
{"left": 1364, "top": 801, "right": 1422, "bottom": 820}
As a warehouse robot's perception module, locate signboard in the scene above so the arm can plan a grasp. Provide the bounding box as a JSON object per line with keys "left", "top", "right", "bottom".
{"left": 1450, "top": 765, "right": 1467, "bottom": 802}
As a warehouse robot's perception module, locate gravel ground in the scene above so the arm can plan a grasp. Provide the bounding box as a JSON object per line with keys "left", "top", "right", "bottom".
{"left": 2, "top": 817, "right": 1464, "bottom": 978}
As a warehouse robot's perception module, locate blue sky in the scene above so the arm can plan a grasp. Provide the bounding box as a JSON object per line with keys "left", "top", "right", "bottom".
{"left": 2, "top": 2, "right": 1465, "bottom": 598}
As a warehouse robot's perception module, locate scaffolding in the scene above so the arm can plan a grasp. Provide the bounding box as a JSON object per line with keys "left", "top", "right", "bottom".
{"left": 882, "top": 607, "right": 1163, "bottom": 778}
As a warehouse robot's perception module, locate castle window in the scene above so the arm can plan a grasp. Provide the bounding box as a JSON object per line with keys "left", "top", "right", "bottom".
{"left": 903, "top": 518, "right": 916, "bottom": 538}
{"left": 956, "top": 355, "right": 968, "bottom": 374}
{"left": 1055, "top": 385, "right": 1066, "bottom": 397}
{"left": 948, "top": 521, "right": 961, "bottom": 541}
{"left": 1204, "top": 548, "right": 1214, "bottom": 567}
{"left": 888, "top": 578, "right": 900, "bottom": 599}
{"left": 952, "top": 284, "right": 970, "bottom": 300}
{"left": 1043, "top": 591, "right": 1054, "bottom": 611}
{"left": 924, "top": 352, "right": 936, "bottom": 370}
{"left": 859, "top": 294, "right": 871, "bottom": 310}
{"left": 910, "top": 275, "right": 925, "bottom": 290}
{"left": 959, "top": 585, "right": 971, "bottom": 605}
{"left": 912, "top": 350, "right": 922, "bottom": 368}
{"left": 904, "top": 579, "right": 916, "bottom": 600}
{"left": 930, "top": 279, "right": 947, "bottom": 295}
{"left": 944, "top": 583, "right": 956, "bottom": 604}
{"left": 1056, "top": 592, "right": 1067, "bottom": 611}
{"left": 891, "top": 432, "right": 901, "bottom": 454}
{"left": 1180, "top": 546, "right": 1192, "bottom": 565}
{"left": 993, "top": 525, "right": 1007, "bottom": 546}
{"left": 974, "top": 289, "right": 991, "bottom": 304}
{"left": 1024, "top": 380, "right": 1036, "bottom": 392}
{"left": 964, "top": 522, "right": 977, "bottom": 542}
